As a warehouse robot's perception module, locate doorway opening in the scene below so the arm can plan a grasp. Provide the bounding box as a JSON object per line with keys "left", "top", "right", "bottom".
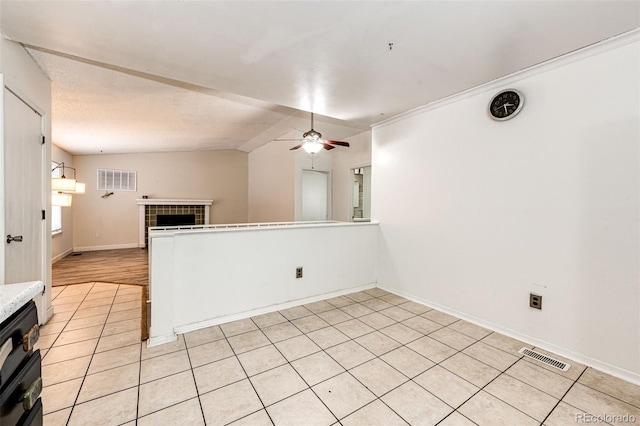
{"left": 301, "top": 169, "right": 330, "bottom": 221}
{"left": 351, "top": 166, "right": 371, "bottom": 222}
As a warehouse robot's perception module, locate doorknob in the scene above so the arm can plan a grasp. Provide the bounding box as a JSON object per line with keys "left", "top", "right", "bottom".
{"left": 6, "top": 235, "right": 23, "bottom": 244}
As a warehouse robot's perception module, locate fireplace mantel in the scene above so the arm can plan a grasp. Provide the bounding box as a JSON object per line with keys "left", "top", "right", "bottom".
{"left": 137, "top": 199, "right": 213, "bottom": 247}
{"left": 137, "top": 198, "right": 213, "bottom": 206}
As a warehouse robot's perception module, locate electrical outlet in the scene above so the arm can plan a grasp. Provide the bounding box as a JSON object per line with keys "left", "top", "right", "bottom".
{"left": 296, "top": 267, "right": 303, "bottom": 279}
{"left": 95, "top": 233, "right": 100, "bottom": 238}
{"left": 530, "top": 294, "right": 542, "bottom": 310}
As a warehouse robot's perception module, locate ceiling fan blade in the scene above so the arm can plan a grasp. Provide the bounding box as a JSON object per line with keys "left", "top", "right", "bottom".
{"left": 275, "top": 138, "right": 305, "bottom": 141}
{"left": 325, "top": 140, "right": 350, "bottom": 147}
{"left": 323, "top": 143, "right": 336, "bottom": 150}
{"left": 289, "top": 143, "right": 303, "bottom": 151}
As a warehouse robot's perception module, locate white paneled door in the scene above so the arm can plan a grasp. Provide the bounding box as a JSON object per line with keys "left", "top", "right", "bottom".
{"left": 302, "top": 169, "right": 329, "bottom": 221}
{"left": 3, "top": 87, "right": 45, "bottom": 284}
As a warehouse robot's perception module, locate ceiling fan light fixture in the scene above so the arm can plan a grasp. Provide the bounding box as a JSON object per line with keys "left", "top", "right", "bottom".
{"left": 280, "top": 112, "right": 350, "bottom": 153}
{"left": 302, "top": 140, "right": 324, "bottom": 154}
{"left": 303, "top": 129, "right": 322, "bottom": 140}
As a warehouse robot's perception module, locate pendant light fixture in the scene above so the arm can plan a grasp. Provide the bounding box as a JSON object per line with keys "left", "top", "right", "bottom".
{"left": 51, "top": 162, "right": 85, "bottom": 206}
{"left": 52, "top": 192, "right": 72, "bottom": 207}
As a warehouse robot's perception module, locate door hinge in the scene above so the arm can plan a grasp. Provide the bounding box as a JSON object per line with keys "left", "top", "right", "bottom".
{"left": 41, "top": 135, "right": 45, "bottom": 145}
{"left": 42, "top": 210, "right": 46, "bottom": 220}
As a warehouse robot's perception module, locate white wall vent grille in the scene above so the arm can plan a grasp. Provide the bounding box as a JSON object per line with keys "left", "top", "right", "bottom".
{"left": 518, "top": 348, "right": 570, "bottom": 371}
{"left": 97, "top": 169, "right": 137, "bottom": 192}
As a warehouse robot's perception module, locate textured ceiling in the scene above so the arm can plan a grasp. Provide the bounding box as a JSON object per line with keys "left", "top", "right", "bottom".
{"left": 1, "top": 1, "right": 638, "bottom": 154}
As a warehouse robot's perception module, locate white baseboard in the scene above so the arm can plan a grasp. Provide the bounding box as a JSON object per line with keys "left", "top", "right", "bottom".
{"left": 52, "top": 248, "right": 73, "bottom": 264}
{"left": 171, "top": 282, "right": 376, "bottom": 337}
{"left": 378, "top": 285, "right": 640, "bottom": 387}
{"left": 147, "top": 333, "right": 178, "bottom": 348}
{"left": 73, "top": 243, "right": 140, "bottom": 252}
{"left": 44, "top": 306, "right": 54, "bottom": 324}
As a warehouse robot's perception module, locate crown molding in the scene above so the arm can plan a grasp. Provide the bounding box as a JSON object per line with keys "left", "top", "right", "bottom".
{"left": 373, "top": 28, "right": 640, "bottom": 130}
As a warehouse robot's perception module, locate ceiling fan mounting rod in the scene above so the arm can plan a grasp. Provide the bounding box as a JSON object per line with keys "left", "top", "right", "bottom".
{"left": 280, "top": 111, "right": 349, "bottom": 152}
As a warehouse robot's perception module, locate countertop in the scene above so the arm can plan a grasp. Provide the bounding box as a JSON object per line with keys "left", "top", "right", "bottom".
{"left": 0, "top": 281, "right": 43, "bottom": 323}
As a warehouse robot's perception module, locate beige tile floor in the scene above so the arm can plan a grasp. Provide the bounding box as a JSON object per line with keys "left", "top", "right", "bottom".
{"left": 39, "top": 283, "right": 640, "bottom": 425}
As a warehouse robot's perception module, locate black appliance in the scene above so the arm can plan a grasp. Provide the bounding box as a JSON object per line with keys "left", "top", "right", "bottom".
{"left": 0, "top": 301, "right": 42, "bottom": 426}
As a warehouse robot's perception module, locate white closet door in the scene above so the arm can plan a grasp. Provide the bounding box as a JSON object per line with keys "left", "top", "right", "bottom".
{"left": 4, "top": 87, "right": 44, "bottom": 284}
{"left": 302, "top": 170, "right": 329, "bottom": 221}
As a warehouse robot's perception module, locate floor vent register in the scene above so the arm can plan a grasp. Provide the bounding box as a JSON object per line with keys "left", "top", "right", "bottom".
{"left": 518, "top": 347, "right": 571, "bottom": 371}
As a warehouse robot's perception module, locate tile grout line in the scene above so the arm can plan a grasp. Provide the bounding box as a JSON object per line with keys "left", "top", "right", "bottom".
{"left": 139, "top": 297, "right": 438, "bottom": 422}
{"left": 134, "top": 312, "right": 144, "bottom": 426}
{"left": 63, "top": 282, "right": 101, "bottom": 425}
{"left": 358, "top": 317, "right": 474, "bottom": 424}
{"left": 524, "top": 353, "right": 640, "bottom": 411}
{"left": 39, "top": 284, "right": 98, "bottom": 419}
{"left": 323, "top": 292, "right": 459, "bottom": 423}
{"left": 222, "top": 321, "right": 277, "bottom": 426}
{"left": 408, "top": 327, "right": 532, "bottom": 421}
{"left": 279, "top": 309, "right": 368, "bottom": 423}
{"left": 538, "top": 367, "right": 589, "bottom": 426}
{"left": 193, "top": 298, "right": 387, "bottom": 422}
{"left": 443, "top": 351, "right": 541, "bottom": 424}
{"left": 65, "top": 283, "right": 142, "bottom": 425}
{"left": 295, "top": 293, "right": 535, "bottom": 424}
{"left": 379, "top": 292, "right": 640, "bottom": 417}
{"left": 47, "top": 287, "right": 640, "bottom": 425}
{"left": 182, "top": 334, "right": 209, "bottom": 425}
{"left": 287, "top": 293, "right": 423, "bottom": 423}
{"left": 200, "top": 291, "right": 635, "bottom": 422}
{"left": 42, "top": 282, "right": 100, "bottom": 355}
{"left": 82, "top": 292, "right": 508, "bottom": 423}
{"left": 38, "top": 282, "right": 101, "bottom": 422}
{"left": 185, "top": 292, "right": 512, "bottom": 423}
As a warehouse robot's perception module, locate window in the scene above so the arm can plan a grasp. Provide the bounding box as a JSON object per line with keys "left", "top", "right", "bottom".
{"left": 51, "top": 161, "right": 62, "bottom": 234}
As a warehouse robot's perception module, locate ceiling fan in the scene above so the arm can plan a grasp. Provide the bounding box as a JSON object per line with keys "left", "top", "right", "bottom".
{"left": 277, "top": 112, "right": 350, "bottom": 154}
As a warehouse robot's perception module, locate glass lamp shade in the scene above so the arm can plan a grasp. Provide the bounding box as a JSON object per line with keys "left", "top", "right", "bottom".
{"left": 302, "top": 141, "right": 323, "bottom": 154}
{"left": 72, "top": 182, "right": 86, "bottom": 194}
{"left": 52, "top": 192, "right": 72, "bottom": 207}
{"left": 52, "top": 177, "right": 77, "bottom": 192}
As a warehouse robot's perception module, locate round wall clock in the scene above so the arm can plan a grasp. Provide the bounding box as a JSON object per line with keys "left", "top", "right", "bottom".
{"left": 488, "top": 89, "right": 524, "bottom": 121}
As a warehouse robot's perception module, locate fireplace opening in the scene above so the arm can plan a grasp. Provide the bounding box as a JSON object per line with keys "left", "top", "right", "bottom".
{"left": 156, "top": 214, "right": 196, "bottom": 227}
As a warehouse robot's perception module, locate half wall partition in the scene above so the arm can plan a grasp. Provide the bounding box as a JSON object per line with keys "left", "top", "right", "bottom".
{"left": 147, "top": 221, "right": 378, "bottom": 346}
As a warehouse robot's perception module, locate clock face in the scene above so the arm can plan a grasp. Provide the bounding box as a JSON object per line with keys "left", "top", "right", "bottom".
{"left": 488, "top": 89, "right": 523, "bottom": 121}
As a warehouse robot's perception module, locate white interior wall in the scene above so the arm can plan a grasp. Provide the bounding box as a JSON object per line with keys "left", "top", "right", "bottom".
{"left": 331, "top": 131, "right": 372, "bottom": 222}
{"left": 372, "top": 34, "right": 639, "bottom": 382}
{"left": 248, "top": 131, "right": 372, "bottom": 223}
{"left": 362, "top": 166, "right": 371, "bottom": 219}
{"left": 248, "top": 139, "right": 295, "bottom": 222}
{"left": 294, "top": 149, "right": 332, "bottom": 221}
{"left": 72, "top": 150, "right": 248, "bottom": 251}
{"left": 51, "top": 145, "right": 73, "bottom": 262}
